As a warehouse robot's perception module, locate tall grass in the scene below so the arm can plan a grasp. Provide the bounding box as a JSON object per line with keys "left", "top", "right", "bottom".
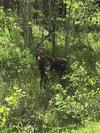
{"left": 71, "top": 121, "right": 100, "bottom": 133}
{"left": 0, "top": 121, "right": 100, "bottom": 133}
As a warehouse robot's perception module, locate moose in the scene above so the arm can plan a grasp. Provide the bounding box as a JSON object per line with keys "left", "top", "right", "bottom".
{"left": 36, "top": 53, "right": 70, "bottom": 88}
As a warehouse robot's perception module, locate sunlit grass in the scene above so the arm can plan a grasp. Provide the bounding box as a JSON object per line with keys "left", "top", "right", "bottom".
{"left": 45, "top": 122, "right": 100, "bottom": 133}
{"left": 71, "top": 122, "right": 100, "bottom": 133}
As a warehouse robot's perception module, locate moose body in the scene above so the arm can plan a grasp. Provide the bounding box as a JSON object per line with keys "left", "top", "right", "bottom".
{"left": 45, "top": 56, "right": 68, "bottom": 75}
{"left": 36, "top": 54, "right": 70, "bottom": 88}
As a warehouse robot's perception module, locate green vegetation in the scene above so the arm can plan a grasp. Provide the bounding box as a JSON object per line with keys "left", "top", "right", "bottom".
{"left": 0, "top": 122, "right": 100, "bottom": 133}
{"left": 0, "top": 0, "right": 100, "bottom": 132}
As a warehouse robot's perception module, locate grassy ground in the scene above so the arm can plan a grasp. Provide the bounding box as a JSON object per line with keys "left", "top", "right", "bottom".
{"left": 46, "top": 122, "right": 100, "bottom": 133}
{"left": 70, "top": 122, "right": 100, "bottom": 133}
{"left": 0, "top": 121, "right": 100, "bottom": 132}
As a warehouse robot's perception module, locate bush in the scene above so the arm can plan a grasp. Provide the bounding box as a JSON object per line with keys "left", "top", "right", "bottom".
{"left": 44, "top": 61, "right": 100, "bottom": 127}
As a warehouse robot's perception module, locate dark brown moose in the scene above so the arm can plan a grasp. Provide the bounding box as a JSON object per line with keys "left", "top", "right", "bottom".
{"left": 36, "top": 53, "right": 70, "bottom": 88}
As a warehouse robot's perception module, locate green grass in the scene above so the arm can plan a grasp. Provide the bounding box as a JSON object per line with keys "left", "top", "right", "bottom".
{"left": 0, "top": 122, "right": 100, "bottom": 133}
{"left": 68, "top": 122, "right": 100, "bottom": 133}
{"left": 71, "top": 122, "right": 100, "bottom": 133}
{"left": 45, "top": 122, "right": 100, "bottom": 133}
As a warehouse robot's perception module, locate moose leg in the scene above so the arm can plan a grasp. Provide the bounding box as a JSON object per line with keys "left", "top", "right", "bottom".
{"left": 43, "top": 73, "right": 48, "bottom": 89}
{"left": 40, "top": 76, "right": 43, "bottom": 88}
{"left": 40, "top": 70, "right": 45, "bottom": 88}
{"left": 40, "top": 70, "right": 47, "bottom": 89}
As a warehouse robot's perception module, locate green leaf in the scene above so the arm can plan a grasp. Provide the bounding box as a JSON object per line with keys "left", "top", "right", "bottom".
{"left": 73, "top": 2, "right": 79, "bottom": 9}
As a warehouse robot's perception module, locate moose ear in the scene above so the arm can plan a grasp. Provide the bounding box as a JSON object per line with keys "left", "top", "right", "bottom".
{"left": 37, "top": 56, "right": 41, "bottom": 61}
{"left": 35, "top": 53, "right": 39, "bottom": 60}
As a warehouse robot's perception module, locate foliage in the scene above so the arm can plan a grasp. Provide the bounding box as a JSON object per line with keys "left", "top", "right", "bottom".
{"left": 43, "top": 58, "right": 100, "bottom": 127}
{"left": 0, "top": 0, "right": 100, "bottom": 132}
{"left": 0, "top": 8, "right": 37, "bottom": 128}
{"left": 0, "top": 121, "right": 100, "bottom": 133}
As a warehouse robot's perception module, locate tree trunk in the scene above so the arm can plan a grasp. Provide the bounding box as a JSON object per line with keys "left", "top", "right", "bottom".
{"left": 42, "top": 0, "right": 49, "bottom": 17}
{"left": 64, "top": 7, "right": 71, "bottom": 58}
{"left": 51, "top": 20, "right": 56, "bottom": 56}
{"left": 48, "top": 0, "right": 57, "bottom": 56}
{"left": 23, "top": 0, "right": 33, "bottom": 47}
